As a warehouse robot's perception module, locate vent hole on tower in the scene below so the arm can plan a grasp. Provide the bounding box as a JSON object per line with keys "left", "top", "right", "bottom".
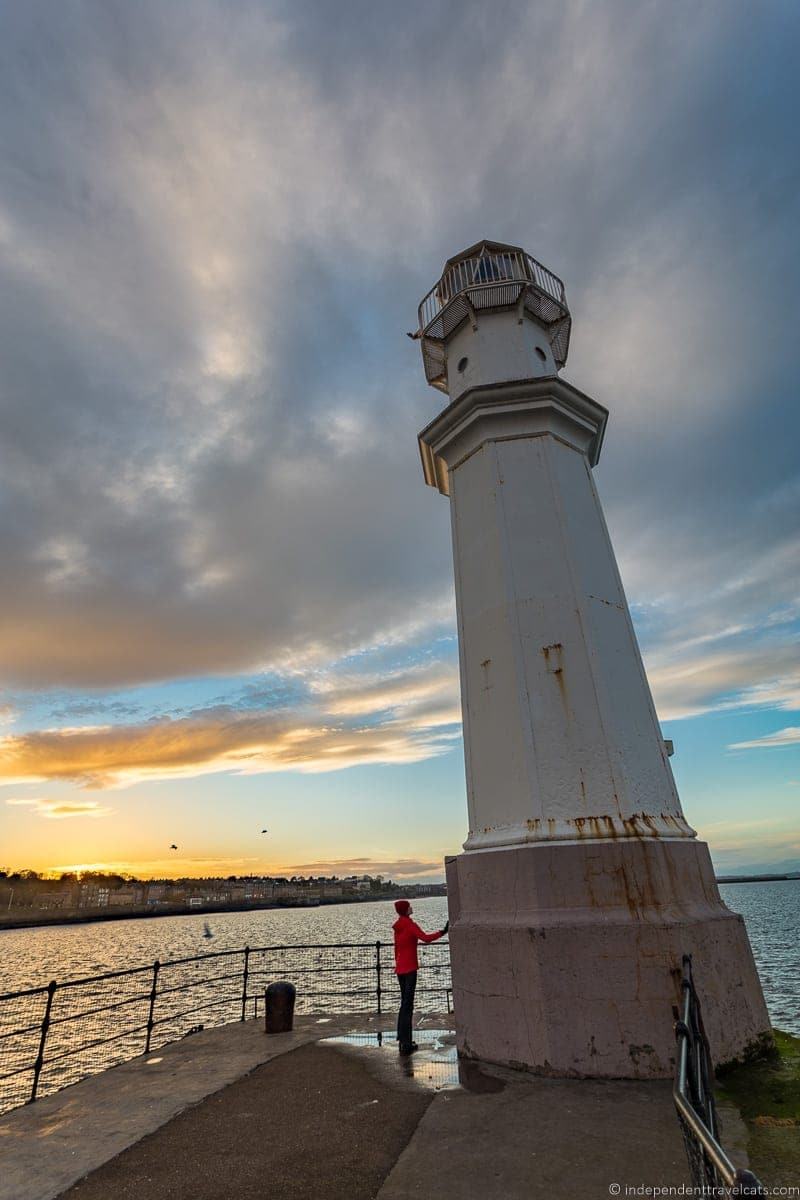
{"left": 457, "top": 357, "right": 469, "bottom": 373}
{"left": 535, "top": 347, "right": 547, "bottom": 362}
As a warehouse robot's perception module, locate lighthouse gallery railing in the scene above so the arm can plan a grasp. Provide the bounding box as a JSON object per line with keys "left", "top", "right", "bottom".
{"left": 417, "top": 248, "right": 566, "bottom": 336}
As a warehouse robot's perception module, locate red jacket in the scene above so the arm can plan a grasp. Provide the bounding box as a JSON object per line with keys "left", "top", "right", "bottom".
{"left": 393, "top": 915, "right": 444, "bottom": 974}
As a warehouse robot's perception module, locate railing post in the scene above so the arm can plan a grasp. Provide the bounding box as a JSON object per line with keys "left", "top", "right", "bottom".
{"left": 144, "top": 960, "right": 160, "bottom": 1054}
{"left": 30, "top": 980, "right": 57, "bottom": 1103}
{"left": 240, "top": 947, "right": 250, "bottom": 1021}
{"left": 375, "top": 940, "right": 382, "bottom": 1016}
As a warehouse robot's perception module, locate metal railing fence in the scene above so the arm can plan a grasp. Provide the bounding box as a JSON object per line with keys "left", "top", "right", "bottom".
{"left": 417, "top": 248, "right": 566, "bottom": 334}
{"left": 0, "top": 940, "right": 451, "bottom": 1115}
{"left": 673, "top": 955, "right": 766, "bottom": 1195}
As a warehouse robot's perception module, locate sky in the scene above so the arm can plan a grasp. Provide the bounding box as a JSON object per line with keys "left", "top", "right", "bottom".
{"left": 0, "top": 0, "right": 798, "bottom": 882}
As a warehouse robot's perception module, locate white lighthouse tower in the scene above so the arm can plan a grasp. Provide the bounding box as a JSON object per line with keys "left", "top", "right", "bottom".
{"left": 415, "top": 240, "right": 769, "bottom": 1077}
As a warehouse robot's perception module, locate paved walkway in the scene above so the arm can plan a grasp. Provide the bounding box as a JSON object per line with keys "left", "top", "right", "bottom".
{"left": 381, "top": 1070, "right": 688, "bottom": 1199}
{"left": 0, "top": 1017, "right": 752, "bottom": 1200}
{"left": 61, "top": 1040, "right": 432, "bottom": 1200}
{"left": 0, "top": 1014, "right": 393, "bottom": 1200}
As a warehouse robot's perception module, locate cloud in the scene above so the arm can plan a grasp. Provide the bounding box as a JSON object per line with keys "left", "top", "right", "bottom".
{"left": 0, "top": 660, "right": 461, "bottom": 788}
{"left": 0, "top": 708, "right": 447, "bottom": 788}
{"left": 628, "top": 536, "right": 800, "bottom": 722}
{"left": 646, "top": 650, "right": 800, "bottom": 724}
{"left": 0, "top": 0, "right": 796, "bottom": 706}
{"left": 695, "top": 815, "right": 800, "bottom": 873}
{"left": 311, "top": 662, "right": 458, "bottom": 717}
{"left": 728, "top": 728, "right": 800, "bottom": 751}
{"left": 5, "top": 797, "right": 112, "bottom": 819}
{"left": 284, "top": 857, "right": 444, "bottom": 879}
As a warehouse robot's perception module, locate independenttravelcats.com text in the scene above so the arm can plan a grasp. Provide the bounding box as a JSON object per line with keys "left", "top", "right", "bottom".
{"left": 609, "top": 1185, "right": 799, "bottom": 1198}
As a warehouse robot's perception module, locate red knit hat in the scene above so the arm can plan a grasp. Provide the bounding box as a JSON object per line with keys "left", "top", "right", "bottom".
{"left": 394, "top": 899, "right": 411, "bottom": 915}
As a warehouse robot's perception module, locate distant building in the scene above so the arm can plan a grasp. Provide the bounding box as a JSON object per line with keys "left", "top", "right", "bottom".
{"left": 39, "top": 889, "right": 73, "bottom": 910}
{"left": 404, "top": 883, "right": 446, "bottom": 897}
{"left": 244, "top": 884, "right": 274, "bottom": 900}
{"left": 108, "top": 888, "right": 143, "bottom": 907}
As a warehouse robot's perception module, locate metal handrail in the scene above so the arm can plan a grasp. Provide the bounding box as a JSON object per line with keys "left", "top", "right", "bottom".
{"left": 0, "top": 939, "right": 451, "bottom": 1114}
{"left": 673, "top": 955, "right": 766, "bottom": 1195}
{"left": 418, "top": 248, "right": 566, "bottom": 335}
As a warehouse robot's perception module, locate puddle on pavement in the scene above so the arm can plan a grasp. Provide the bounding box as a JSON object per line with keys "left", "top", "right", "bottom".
{"left": 321, "top": 1029, "right": 506, "bottom": 1094}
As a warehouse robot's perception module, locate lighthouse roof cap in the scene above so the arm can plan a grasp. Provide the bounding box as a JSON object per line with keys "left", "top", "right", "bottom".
{"left": 443, "top": 239, "right": 527, "bottom": 271}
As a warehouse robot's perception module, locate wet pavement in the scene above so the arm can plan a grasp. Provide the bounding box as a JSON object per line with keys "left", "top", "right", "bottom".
{"left": 323, "top": 1029, "right": 459, "bottom": 1091}
{"left": 323, "top": 1029, "right": 506, "bottom": 1094}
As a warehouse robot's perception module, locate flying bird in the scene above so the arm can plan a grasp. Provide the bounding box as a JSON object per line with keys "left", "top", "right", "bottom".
{"left": 261, "top": 829, "right": 268, "bottom": 834}
{"left": 170, "top": 844, "right": 178, "bottom": 850}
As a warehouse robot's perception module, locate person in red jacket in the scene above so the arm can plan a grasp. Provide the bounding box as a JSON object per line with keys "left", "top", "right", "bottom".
{"left": 392, "top": 899, "right": 448, "bottom": 1056}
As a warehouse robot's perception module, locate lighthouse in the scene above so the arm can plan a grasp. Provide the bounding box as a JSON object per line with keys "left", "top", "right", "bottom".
{"left": 415, "top": 240, "right": 769, "bottom": 1077}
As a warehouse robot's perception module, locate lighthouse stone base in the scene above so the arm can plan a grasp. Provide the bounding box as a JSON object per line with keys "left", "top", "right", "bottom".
{"left": 446, "top": 838, "right": 770, "bottom": 1079}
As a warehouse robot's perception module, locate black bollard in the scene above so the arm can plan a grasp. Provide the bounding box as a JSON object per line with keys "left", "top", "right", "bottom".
{"left": 264, "top": 981, "right": 296, "bottom": 1034}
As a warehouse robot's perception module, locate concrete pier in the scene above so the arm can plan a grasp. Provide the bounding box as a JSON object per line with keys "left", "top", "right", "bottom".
{"left": 0, "top": 1016, "right": 747, "bottom": 1200}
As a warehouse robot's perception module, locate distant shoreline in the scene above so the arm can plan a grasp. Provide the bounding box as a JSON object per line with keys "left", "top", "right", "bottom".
{"left": 0, "top": 877, "right": 793, "bottom": 932}
{"left": 717, "top": 874, "right": 800, "bottom": 884}
{"left": 0, "top": 891, "right": 447, "bottom": 933}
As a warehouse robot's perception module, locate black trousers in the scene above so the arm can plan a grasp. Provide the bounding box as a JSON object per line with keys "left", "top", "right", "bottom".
{"left": 397, "top": 970, "right": 417, "bottom": 1050}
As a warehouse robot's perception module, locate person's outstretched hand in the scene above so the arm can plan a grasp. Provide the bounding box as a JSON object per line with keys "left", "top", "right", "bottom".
{"left": 442, "top": 920, "right": 449, "bottom": 935}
